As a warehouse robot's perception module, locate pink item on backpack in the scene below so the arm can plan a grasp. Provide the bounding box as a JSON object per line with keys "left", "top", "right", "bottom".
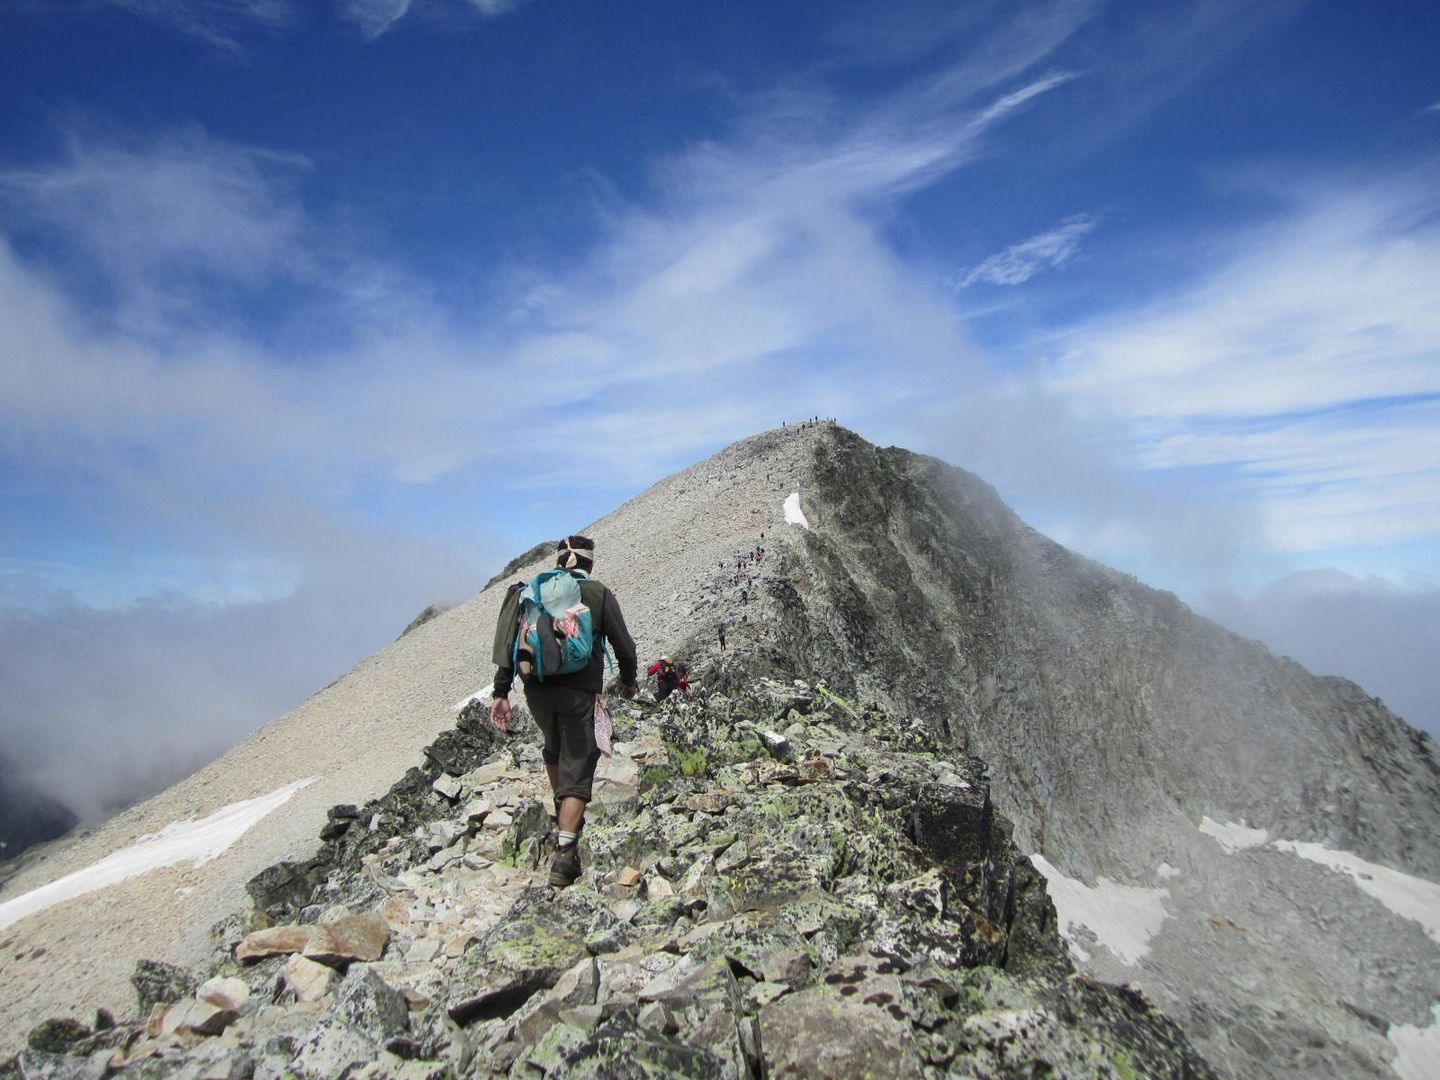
{"left": 594, "top": 697, "right": 614, "bottom": 775}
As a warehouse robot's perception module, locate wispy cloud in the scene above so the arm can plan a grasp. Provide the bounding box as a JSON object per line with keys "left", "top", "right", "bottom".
{"left": 974, "top": 69, "right": 1080, "bottom": 125}
{"left": 0, "top": 127, "right": 311, "bottom": 326}
{"left": 340, "top": 0, "right": 411, "bottom": 38}
{"left": 98, "top": 0, "right": 290, "bottom": 51}
{"left": 1047, "top": 172, "right": 1440, "bottom": 554}
{"left": 954, "top": 213, "right": 1098, "bottom": 287}
{"left": 339, "top": 0, "right": 529, "bottom": 39}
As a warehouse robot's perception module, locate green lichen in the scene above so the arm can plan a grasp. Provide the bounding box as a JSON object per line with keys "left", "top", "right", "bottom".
{"left": 672, "top": 747, "right": 710, "bottom": 779}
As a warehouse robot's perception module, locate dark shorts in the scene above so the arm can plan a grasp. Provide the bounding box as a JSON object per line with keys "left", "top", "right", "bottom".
{"left": 523, "top": 681, "right": 600, "bottom": 802}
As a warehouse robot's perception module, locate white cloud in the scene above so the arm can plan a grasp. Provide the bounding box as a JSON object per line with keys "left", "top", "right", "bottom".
{"left": 955, "top": 213, "right": 1098, "bottom": 287}
{"left": 973, "top": 69, "right": 1079, "bottom": 126}
{"left": 1047, "top": 175, "right": 1440, "bottom": 554}
{"left": 338, "top": 0, "right": 529, "bottom": 38}
{"left": 0, "top": 127, "right": 312, "bottom": 334}
{"left": 99, "top": 0, "right": 290, "bottom": 50}
{"left": 341, "top": 0, "right": 412, "bottom": 39}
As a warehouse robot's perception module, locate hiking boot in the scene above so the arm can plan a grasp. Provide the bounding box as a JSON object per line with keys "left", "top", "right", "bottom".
{"left": 549, "top": 843, "right": 581, "bottom": 888}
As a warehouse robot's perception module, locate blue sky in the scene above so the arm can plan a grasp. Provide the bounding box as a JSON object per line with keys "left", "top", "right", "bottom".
{"left": 1, "top": 0, "right": 1438, "bottom": 814}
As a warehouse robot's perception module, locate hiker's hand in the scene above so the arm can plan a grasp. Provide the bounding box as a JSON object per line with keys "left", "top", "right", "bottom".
{"left": 490, "top": 696, "right": 511, "bottom": 732}
{"left": 618, "top": 682, "right": 637, "bottom": 700}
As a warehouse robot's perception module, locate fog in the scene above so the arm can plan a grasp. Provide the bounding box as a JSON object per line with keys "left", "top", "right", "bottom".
{"left": 1200, "top": 570, "right": 1440, "bottom": 739}
{"left": 0, "top": 528, "right": 486, "bottom": 829}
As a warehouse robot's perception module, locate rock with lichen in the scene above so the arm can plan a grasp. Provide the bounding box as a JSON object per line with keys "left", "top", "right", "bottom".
{"left": 9, "top": 674, "right": 1214, "bottom": 1078}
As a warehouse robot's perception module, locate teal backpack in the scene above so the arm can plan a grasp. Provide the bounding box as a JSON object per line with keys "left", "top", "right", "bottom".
{"left": 512, "top": 569, "right": 606, "bottom": 681}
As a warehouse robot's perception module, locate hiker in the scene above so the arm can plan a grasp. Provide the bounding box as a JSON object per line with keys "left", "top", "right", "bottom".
{"left": 646, "top": 656, "right": 690, "bottom": 701}
{"left": 490, "top": 535, "right": 638, "bottom": 888}
{"left": 718, "top": 623, "right": 726, "bottom": 651}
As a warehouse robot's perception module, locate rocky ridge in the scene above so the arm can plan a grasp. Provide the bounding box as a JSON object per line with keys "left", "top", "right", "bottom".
{"left": 2, "top": 423, "right": 1435, "bottom": 1079}
{"left": 5, "top": 676, "right": 1214, "bottom": 1079}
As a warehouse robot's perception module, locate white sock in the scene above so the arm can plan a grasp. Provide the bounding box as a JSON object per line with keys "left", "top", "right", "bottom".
{"left": 557, "top": 830, "right": 578, "bottom": 848}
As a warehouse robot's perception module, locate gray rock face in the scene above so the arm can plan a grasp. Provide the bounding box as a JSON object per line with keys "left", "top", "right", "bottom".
{"left": 714, "top": 427, "right": 1439, "bottom": 1079}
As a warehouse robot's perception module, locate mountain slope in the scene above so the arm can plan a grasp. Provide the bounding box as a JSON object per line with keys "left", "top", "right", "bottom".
{"left": 1, "top": 423, "right": 1436, "bottom": 1078}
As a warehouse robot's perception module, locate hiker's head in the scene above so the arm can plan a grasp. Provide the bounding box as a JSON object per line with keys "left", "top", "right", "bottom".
{"left": 556, "top": 534, "right": 595, "bottom": 573}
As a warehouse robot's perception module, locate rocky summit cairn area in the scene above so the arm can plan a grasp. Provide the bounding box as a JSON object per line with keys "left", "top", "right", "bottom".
{"left": 4, "top": 677, "right": 1213, "bottom": 1079}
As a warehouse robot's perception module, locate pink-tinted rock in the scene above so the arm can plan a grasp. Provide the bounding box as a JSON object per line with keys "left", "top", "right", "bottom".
{"left": 235, "top": 924, "right": 318, "bottom": 961}
{"left": 302, "top": 913, "right": 390, "bottom": 966}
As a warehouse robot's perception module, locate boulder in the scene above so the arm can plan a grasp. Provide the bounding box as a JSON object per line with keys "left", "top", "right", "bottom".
{"left": 283, "top": 955, "right": 335, "bottom": 1003}
{"left": 428, "top": 820, "right": 466, "bottom": 850}
{"left": 431, "top": 773, "right": 463, "bottom": 800}
{"left": 560, "top": 1011, "right": 729, "bottom": 1079}
{"left": 235, "top": 924, "right": 317, "bottom": 962}
{"left": 465, "top": 760, "right": 514, "bottom": 787}
{"left": 760, "top": 985, "right": 924, "bottom": 1079}
{"left": 196, "top": 976, "right": 250, "bottom": 1013}
{"left": 288, "top": 1023, "right": 380, "bottom": 1080}
{"left": 685, "top": 791, "right": 731, "bottom": 815}
{"left": 132, "top": 959, "right": 200, "bottom": 1014}
{"left": 318, "top": 818, "right": 352, "bottom": 841}
{"left": 329, "top": 966, "right": 410, "bottom": 1042}
{"left": 499, "top": 799, "right": 552, "bottom": 863}
{"left": 425, "top": 846, "right": 463, "bottom": 873}
{"left": 25, "top": 1017, "right": 91, "bottom": 1054}
{"left": 303, "top": 913, "right": 390, "bottom": 966}
{"left": 447, "top": 888, "right": 609, "bottom": 1024}
{"left": 172, "top": 997, "right": 241, "bottom": 1038}
{"left": 515, "top": 956, "right": 600, "bottom": 1043}
{"left": 463, "top": 799, "right": 491, "bottom": 830}
{"left": 759, "top": 730, "right": 793, "bottom": 760}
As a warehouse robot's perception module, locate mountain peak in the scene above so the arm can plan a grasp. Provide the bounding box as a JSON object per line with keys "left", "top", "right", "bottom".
{"left": 2, "top": 422, "right": 1436, "bottom": 1078}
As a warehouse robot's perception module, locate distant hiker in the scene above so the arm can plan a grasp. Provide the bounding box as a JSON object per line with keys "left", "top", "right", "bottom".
{"left": 718, "top": 623, "right": 726, "bottom": 651}
{"left": 647, "top": 656, "right": 690, "bottom": 701}
{"left": 490, "top": 535, "right": 638, "bottom": 889}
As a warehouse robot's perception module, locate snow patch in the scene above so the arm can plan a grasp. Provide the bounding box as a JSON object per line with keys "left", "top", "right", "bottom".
{"left": 1272, "top": 840, "right": 1440, "bottom": 944}
{"left": 1156, "top": 863, "right": 1181, "bottom": 880}
{"left": 1030, "top": 854, "right": 1170, "bottom": 966}
{"left": 783, "top": 492, "right": 810, "bottom": 529}
{"left": 0, "top": 777, "right": 315, "bottom": 932}
{"left": 453, "top": 684, "right": 494, "bottom": 712}
{"left": 1390, "top": 1004, "right": 1440, "bottom": 1080}
{"left": 1199, "top": 816, "right": 1270, "bottom": 853}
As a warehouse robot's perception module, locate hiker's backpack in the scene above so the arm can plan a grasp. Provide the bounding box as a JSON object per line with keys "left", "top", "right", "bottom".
{"left": 512, "top": 569, "right": 597, "bottom": 681}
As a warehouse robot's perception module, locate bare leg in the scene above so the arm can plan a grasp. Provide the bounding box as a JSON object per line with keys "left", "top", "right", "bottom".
{"left": 558, "top": 796, "right": 585, "bottom": 834}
